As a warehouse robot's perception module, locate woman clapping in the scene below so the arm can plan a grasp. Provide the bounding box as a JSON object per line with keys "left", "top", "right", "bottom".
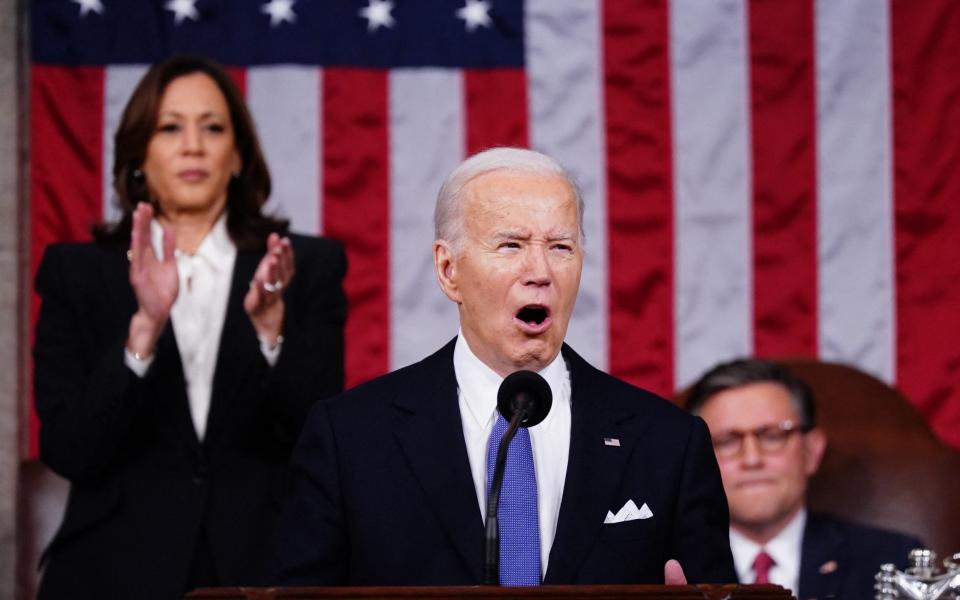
{"left": 33, "top": 56, "right": 345, "bottom": 599}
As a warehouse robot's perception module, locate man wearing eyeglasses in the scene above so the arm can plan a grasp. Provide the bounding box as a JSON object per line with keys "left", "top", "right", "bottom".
{"left": 685, "top": 359, "right": 921, "bottom": 600}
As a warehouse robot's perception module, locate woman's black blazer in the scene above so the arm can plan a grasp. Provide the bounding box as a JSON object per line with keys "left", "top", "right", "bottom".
{"left": 33, "top": 233, "right": 346, "bottom": 599}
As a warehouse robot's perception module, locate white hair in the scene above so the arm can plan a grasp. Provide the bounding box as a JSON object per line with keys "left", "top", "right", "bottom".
{"left": 434, "top": 147, "right": 584, "bottom": 252}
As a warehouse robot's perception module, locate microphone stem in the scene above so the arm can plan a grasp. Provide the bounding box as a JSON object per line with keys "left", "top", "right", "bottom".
{"left": 483, "top": 410, "right": 526, "bottom": 585}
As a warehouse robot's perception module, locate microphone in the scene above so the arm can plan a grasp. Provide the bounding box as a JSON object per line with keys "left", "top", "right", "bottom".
{"left": 483, "top": 370, "right": 553, "bottom": 585}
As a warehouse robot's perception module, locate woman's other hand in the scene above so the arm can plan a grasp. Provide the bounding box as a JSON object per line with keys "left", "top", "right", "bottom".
{"left": 127, "top": 202, "right": 178, "bottom": 358}
{"left": 245, "top": 232, "right": 294, "bottom": 347}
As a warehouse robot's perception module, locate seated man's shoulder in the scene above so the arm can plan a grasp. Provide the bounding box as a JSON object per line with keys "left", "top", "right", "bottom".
{"left": 809, "top": 512, "right": 923, "bottom": 561}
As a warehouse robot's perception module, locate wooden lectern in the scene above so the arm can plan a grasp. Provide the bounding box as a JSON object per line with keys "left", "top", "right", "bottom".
{"left": 187, "top": 584, "right": 794, "bottom": 599}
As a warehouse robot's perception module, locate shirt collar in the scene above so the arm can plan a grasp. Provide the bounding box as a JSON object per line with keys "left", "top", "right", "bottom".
{"left": 150, "top": 212, "right": 234, "bottom": 271}
{"left": 453, "top": 331, "right": 569, "bottom": 430}
{"left": 729, "top": 508, "right": 807, "bottom": 586}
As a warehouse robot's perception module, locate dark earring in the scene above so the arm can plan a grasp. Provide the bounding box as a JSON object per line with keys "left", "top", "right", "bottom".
{"left": 132, "top": 168, "right": 144, "bottom": 180}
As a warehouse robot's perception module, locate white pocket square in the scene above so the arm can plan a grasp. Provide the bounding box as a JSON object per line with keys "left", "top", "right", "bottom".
{"left": 604, "top": 499, "right": 654, "bottom": 524}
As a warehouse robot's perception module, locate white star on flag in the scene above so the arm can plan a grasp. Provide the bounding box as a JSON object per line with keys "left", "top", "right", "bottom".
{"left": 359, "top": 0, "right": 395, "bottom": 32}
{"left": 261, "top": 0, "right": 296, "bottom": 27}
{"left": 165, "top": 0, "right": 200, "bottom": 25}
{"left": 456, "top": 0, "right": 492, "bottom": 32}
{"left": 71, "top": 0, "right": 104, "bottom": 17}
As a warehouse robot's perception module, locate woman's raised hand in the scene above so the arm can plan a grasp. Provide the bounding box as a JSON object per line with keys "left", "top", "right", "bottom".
{"left": 244, "top": 232, "right": 294, "bottom": 347}
{"left": 126, "top": 202, "right": 178, "bottom": 358}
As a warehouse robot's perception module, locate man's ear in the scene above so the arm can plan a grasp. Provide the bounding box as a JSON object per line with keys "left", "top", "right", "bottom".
{"left": 434, "top": 240, "right": 462, "bottom": 304}
{"left": 802, "top": 427, "right": 827, "bottom": 477}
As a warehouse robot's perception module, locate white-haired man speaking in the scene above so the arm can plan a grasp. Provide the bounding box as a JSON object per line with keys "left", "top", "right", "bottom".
{"left": 273, "top": 148, "right": 736, "bottom": 587}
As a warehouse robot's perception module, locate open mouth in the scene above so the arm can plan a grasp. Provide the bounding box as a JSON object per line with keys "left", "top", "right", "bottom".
{"left": 516, "top": 305, "right": 550, "bottom": 328}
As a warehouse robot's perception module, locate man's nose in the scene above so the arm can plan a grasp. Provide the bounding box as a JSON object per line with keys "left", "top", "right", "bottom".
{"left": 740, "top": 434, "right": 763, "bottom": 467}
{"left": 523, "top": 245, "right": 551, "bottom": 286}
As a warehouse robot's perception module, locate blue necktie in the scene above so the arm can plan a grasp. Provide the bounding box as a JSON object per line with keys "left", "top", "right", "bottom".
{"left": 486, "top": 413, "right": 541, "bottom": 586}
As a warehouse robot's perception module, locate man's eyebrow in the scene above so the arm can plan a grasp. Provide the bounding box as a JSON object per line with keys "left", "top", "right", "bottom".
{"left": 492, "top": 230, "right": 531, "bottom": 241}
{"left": 489, "top": 230, "right": 579, "bottom": 243}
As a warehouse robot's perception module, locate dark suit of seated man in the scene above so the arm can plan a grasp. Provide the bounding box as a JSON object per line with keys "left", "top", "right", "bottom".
{"left": 685, "top": 359, "right": 922, "bottom": 600}
{"left": 272, "top": 147, "right": 737, "bottom": 587}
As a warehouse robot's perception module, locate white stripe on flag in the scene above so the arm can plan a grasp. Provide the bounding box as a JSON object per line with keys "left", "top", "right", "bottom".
{"left": 389, "top": 69, "right": 463, "bottom": 369}
{"left": 670, "top": 0, "right": 753, "bottom": 388}
{"left": 526, "top": 0, "right": 608, "bottom": 370}
{"left": 247, "top": 66, "right": 322, "bottom": 235}
{"left": 103, "top": 65, "right": 149, "bottom": 223}
{"left": 815, "top": 0, "right": 895, "bottom": 383}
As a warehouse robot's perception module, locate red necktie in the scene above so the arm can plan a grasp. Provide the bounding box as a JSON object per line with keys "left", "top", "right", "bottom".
{"left": 753, "top": 550, "right": 775, "bottom": 584}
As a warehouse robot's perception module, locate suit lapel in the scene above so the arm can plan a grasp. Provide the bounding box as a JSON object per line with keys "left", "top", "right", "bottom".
{"left": 798, "top": 515, "right": 843, "bottom": 600}
{"left": 391, "top": 339, "right": 485, "bottom": 582}
{"left": 204, "top": 250, "right": 261, "bottom": 446}
{"left": 544, "top": 345, "right": 638, "bottom": 584}
{"left": 155, "top": 318, "right": 202, "bottom": 452}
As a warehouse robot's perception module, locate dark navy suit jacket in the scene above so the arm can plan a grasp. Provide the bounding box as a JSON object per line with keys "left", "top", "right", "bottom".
{"left": 273, "top": 339, "right": 736, "bottom": 586}
{"left": 796, "top": 513, "right": 921, "bottom": 600}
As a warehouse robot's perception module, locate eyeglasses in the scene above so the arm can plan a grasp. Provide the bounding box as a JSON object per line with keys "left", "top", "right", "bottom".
{"left": 711, "top": 420, "right": 809, "bottom": 458}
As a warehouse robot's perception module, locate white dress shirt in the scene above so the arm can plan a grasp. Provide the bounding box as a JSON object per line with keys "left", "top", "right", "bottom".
{"left": 730, "top": 508, "right": 807, "bottom": 595}
{"left": 453, "top": 333, "right": 572, "bottom": 578}
{"left": 124, "top": 216, "right": 280, "bottom": 440}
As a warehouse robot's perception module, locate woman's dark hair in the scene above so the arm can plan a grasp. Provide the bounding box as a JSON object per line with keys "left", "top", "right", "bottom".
{"left": 94, "top": 55, "right": 287, "bottom": 251}
{"left": 684, "top": 358, "right": 817, "bottom": 429}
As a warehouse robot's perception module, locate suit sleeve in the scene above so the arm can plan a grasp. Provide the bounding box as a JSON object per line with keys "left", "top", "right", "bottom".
{"left": 668, "top": 416, "right": 738, "bottom": 583}
{"left": 270, "top": 400, "right": 348, "bottom": 584}
{"left": 248, "top": 237, "right": 347, "bottom": 453}
{"left": 34, "top": 245, "right": 148, "bottom": 483}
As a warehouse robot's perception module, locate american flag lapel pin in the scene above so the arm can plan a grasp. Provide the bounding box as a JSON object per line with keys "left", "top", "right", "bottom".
{"left": 603, "top": 437, "right": 620, "bottom": 447}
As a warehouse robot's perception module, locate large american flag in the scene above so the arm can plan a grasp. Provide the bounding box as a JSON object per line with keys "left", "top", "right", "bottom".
{"left": 28, "top": 0, "right": 960, "bottom": 454}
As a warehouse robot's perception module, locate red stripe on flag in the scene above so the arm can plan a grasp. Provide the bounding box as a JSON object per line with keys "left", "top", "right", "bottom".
{"left": 464, "top": 69, "right": 529, "bottom": 153}
{"left": 29, "top": 65, "right": 105, "bottom": 456}
{"left": 603, "top": 0, "right": 675, "bottom": 395}
{"left": 225, "top": 67, "right": 246, "bottom": 96}
{"left": 891, "top": 0, "right": 960, "bottom": 446}
{"left": 748, "top": 0, "right": 819, "bottom": 358}
{"left": 322, "top": 69, "right": 390, "bottom": 388}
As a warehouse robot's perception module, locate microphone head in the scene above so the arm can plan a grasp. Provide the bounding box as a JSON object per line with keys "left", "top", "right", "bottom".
{"left": 497, "top": 370, "right": 553, "bottom": 428}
